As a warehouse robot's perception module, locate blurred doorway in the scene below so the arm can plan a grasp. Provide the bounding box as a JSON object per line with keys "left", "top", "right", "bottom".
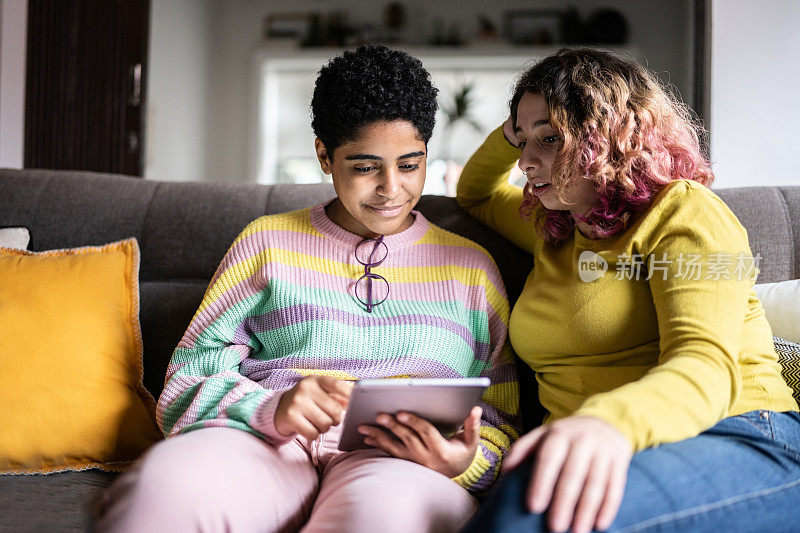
{"left": 24, "top": 0, "right": 149, "bottom": 176}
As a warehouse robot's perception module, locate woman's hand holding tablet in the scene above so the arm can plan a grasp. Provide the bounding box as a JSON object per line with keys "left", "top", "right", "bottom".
{"left": 361, "top": 406, "right": 483, "bottom": 477}
{"left": 337, "top": 377, "right": 489, "bottom": 477}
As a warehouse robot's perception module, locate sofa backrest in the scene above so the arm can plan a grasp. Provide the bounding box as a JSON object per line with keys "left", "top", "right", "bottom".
{"left": 714, "top": 187, "right": 800, "bottom": 284}
{"left": 0, "top": 169, "right": 536, "bottom": 398}
{"left": 2, "top": 168, "right": 799, "bottom": 404}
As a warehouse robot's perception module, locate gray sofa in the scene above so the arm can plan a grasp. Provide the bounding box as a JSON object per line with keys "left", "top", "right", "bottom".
{"left": 1, "top": 167, "right": 799, "bottom": 532}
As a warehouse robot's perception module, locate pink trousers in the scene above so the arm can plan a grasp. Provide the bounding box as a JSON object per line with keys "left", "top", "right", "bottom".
{"left": 95, "top": 425, "right": 477, "bottom": 533}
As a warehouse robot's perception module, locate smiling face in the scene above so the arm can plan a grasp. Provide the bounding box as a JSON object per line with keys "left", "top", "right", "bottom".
{"left": 515, "top": 92, "right": 597, "bottom": 217}
{"left": 316, "top": 119, "right": 427, "bottom": 238}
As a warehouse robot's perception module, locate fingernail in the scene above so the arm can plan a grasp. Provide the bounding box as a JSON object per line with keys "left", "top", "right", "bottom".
{"left": 531, "top": 498, "right": 546, "bottom": 514}
{"left": 397, "top": 413, "right": 409, "bottom": 422}
{"left": 376, "top": 415, "right": 390, "bottom": 425}
{"left": 358, "top": 427, "right": 369, "bottom": 435}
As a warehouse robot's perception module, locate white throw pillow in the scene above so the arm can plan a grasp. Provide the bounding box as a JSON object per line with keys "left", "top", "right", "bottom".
{"left": 754, "top": 279, "right": 800, "bottom": 344}
{"left": 0, "top": 227, "right": 30, "bottom": 250}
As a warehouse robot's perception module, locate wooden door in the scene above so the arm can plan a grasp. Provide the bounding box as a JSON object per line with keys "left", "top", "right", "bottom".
{"left": 24, "top": 0, "right": 150, "bottom": 176}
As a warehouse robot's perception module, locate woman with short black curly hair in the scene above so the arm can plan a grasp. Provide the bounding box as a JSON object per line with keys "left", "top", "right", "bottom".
{"left": 311, "top": 44, "right": 438, "bottom": 155}
{"left": 96, "top": 44, "right": 520, "bottom": 533}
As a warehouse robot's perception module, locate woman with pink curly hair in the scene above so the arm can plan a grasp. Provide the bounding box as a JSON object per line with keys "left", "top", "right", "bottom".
{"left": 457, "top": 48, "right": 800, "bottom": 533}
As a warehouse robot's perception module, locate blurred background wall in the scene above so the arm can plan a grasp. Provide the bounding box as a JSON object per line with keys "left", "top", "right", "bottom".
{"left": 0, "top": 0, "right": 27, "bottom": 169}
{"left": 2, "top": 0, "right": 799, "bottom": 189}
{"left": 710, "top": 0, "right": 800, "bottom": 187}
{"left": 144, "top": 0, "right": 696, "bottom": 188}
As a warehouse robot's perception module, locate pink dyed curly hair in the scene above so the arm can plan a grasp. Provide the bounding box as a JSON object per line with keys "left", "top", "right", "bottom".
{"left": 513, "top": 48, "right": 714, "bottom": 245}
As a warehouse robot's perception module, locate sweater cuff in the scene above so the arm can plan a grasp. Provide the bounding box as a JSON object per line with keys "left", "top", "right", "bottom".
{"left": 251, "top": 390, "right": 295, "bottom": 446}
{"left": 450, "top": 441, "right": 495, "bottom": 494}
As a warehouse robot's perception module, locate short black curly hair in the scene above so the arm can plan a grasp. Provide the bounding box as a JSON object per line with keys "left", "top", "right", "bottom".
{"left": 311, "top": 44, "right": 438, "bottom": 157}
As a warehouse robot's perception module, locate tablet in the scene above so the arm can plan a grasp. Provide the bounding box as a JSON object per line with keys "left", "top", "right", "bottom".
{"left": 337, "top": 377, "right": 490, "bottom": 451}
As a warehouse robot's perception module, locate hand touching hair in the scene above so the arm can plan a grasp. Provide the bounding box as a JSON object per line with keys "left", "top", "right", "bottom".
{"left": 513, "top": 48, "right": 714, "bottom": 244}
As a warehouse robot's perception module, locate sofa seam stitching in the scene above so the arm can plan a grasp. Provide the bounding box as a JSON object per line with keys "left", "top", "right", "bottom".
{"left": 263, "top": 184, "right": 275, "bottom": 215}
{"left": 137, "top": 182, "right": 160, "bottom": 280}
{"left": 776, "top": 187, "right": 797, "bottom": 279}
{"left": 28, "top": 170, "right": 55, "bottom": 249}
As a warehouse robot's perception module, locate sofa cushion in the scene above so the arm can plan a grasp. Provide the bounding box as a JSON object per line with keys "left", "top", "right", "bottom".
{"left": 775, "top": 337, "right": 800, "bottom": 407}
{"left": 714, "top": 187, "right": 799, "bottom": 283}
{"left": 755, "top": 279, "right": 800, "bottom": 344}
{"left": 0, "top": 238, "right": 163, "bottom": 474}
{"left": 0, "top": 470, "right": 118, "bottom": 531}
{"left": 0, "top": 226, "right": 30, "bottom": 249}
{"left": 139, "top": 280, "right": 208, "bottom": 398}
{"left": 2, "top": 169, "right": 158, "bottom": 255}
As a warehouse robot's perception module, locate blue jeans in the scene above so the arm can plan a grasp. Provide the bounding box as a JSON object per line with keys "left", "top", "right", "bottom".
{"left": 463, "top": 411, "right": 800, "bottom": 532}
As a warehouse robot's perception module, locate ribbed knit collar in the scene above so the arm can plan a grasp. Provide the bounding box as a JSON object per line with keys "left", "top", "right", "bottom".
{"left": 309, "top": 200, "right": 429, "bottom": 251}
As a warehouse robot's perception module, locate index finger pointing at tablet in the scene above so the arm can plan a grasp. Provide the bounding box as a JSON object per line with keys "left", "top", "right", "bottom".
{"left": 318, "top": 377, "right": 355, "bottom": 399}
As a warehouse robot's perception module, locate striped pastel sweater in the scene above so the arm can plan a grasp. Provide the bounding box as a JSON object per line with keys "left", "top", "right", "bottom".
{"left": 157, "top": 202, "right": 520, "bottom": 493}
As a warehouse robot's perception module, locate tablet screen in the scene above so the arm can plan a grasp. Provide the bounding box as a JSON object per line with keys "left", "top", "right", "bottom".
{"left": 337, "top": 377, "right": 489, "bottom": 451}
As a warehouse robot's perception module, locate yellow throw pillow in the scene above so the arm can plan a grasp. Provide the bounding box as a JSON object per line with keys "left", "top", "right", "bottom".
{"left": 0, "top": 238, "right": 163, "bottom": 474}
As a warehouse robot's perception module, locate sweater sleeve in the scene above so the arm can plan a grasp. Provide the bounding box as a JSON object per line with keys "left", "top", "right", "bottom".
{"left": 156, "top": 218, "right": 294, "bottom": 445}
{"left": 574, "top": 183, "right": 752, "bottom": 450}
{"left": 456, "top": 126, "right": 539, "bottom": 254}
{"left": 451, "top": 256, "right": 521, "bottom": 494}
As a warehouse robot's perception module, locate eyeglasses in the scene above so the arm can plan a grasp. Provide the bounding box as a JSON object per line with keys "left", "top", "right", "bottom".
{"left": 354, "top": 236, "right": 389, "bottom": 313}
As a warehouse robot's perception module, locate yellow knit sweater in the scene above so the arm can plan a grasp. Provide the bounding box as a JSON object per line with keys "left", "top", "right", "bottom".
{"left": 457, "top": 126, "right": 797, "bottom": 451}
